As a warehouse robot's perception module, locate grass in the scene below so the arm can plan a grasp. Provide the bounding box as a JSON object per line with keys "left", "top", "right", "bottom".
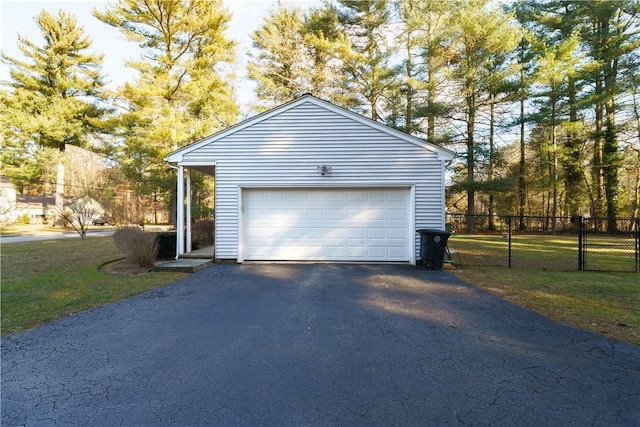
{"left": 452, "top": 267, "right": 640, "bottom": 346}
{"left": 448, "top": 234, "right": 638, "bottom": 271}
{"left": 1, "top": 237, "right": 187, "bottom": 335}
{"left": 1, "top": 224, "right": 64, "bottom": 235}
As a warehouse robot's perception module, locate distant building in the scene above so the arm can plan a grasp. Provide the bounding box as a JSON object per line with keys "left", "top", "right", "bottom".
{"left": 15, "top": 195, "right": 56, "bottom": 224}
{"left": 0, "top": 176, "right": 17, "bottom": 224}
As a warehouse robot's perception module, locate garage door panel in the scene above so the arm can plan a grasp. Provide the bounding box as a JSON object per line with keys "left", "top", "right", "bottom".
{"left": 326, "top": 209, "right": 344, "bottom": 220}
{"left": 243, "top": 188, "right": 410, "bottom": 261}
{"left": 306, "top": 209, "right": 324, "bottom": 220}
{"left": 306, "top": 192, "right": 325, "bottom": 202}
{"left": 285, "top": 192, "right": 304, "bottom": 202}
{"left": 388, "top": 246, "right": 408, "bottom": 257}
{"left": 346, "top": 227, "right": 365, "bottom": 238}
{"left": 367, "top": 246, "right": 386, "bottom": 257}
{"left": 388, "top": 209, "right": 407, "bottom": 220}
{"left": 307, "top": 227, "right": 325, "bottom": 238}
{"left": 368, "top": 190, "right": 386, "bottom": 202}
{"left": 347, "top": 191, "right": 365, "bottom": 202}
{"left": 367, "top": 227, "right": 385, "bottom": 239}
{"left": 326, "top": 227, "right": 346, "bottom": 238}
{"left": 265, "top": 192, "right": 285, "bottom": 202}
{"left": 326, "top": 192, "right": 345, "bottom": 202}
{"left": 388, "top": 227, "right": 407, "bottom": 239}
{"left": 326, "top": 246, "right": 346, "bottom": 258}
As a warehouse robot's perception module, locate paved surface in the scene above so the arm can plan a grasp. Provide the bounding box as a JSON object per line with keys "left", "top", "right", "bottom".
{"left": 2, "top": 264, "right": 639, "bottom": 426}
{"left": 1, "top": 228, "right": 115, "bottom": 243}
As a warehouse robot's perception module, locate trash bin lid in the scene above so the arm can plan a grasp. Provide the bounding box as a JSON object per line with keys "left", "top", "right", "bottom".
{"left": 416, "top": 229, "right": 451, "bottom": 235}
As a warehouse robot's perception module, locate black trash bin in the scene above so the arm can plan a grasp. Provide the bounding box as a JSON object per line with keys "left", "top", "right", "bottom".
{"left": 417, "top": 229, "right": 451, "bottom": 270}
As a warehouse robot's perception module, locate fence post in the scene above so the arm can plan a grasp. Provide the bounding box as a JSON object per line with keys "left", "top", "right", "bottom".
{"left": 578, "top": 216, "right": 584, "bottom": 271}
{"left": 507, "top": 216, "right": 512, "bottom": 268}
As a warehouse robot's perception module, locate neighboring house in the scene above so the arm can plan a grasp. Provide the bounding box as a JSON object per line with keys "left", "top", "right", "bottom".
{"left": 166, "top": 94, "right": 455, "bottom": 265}
{"left": 15, "top": 195, "right": 56, "bottom": 224}
{"left": 0, "top": 176, "right": 56, "bottom": 224}
{"left": 0, "top": 176, "right": 17, "bottom": 224}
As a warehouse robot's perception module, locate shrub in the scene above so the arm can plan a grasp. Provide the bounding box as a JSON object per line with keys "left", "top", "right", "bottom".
{"left": 113, "top": 227, "right": 158, "bottom": 268}
{"left": 16, "top": 214, "right": 30, "bottom": 225}
{"left": 155, "top": 232, "right": 177, "bottom": 259}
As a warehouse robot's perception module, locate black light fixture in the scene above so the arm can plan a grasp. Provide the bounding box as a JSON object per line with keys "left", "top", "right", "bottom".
{"left": 317, "top": 165, "right": 332, "bottom": 175}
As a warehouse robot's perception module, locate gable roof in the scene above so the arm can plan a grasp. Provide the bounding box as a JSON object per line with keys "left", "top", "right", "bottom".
{"left": 165, "top": 94, "right": 455, "bottom": 163}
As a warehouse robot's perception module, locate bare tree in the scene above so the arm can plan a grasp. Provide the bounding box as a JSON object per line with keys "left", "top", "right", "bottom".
{"left": 61, "top": 196, "right": 104, "bottom": 239}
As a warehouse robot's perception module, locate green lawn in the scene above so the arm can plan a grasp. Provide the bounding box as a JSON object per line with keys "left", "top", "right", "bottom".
{"left": 448, "top": 234, "right": 638, "bottom": 272}
{"left": 1, "top": 237, "right": 187, "bottom": 335}
{"left": 452, "top": 267, "right": 639, "bottom": 345}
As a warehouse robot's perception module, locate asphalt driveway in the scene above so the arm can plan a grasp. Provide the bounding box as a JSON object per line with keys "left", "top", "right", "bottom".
{"left": 2, "top": 264, "right": 639, "bottom": 426}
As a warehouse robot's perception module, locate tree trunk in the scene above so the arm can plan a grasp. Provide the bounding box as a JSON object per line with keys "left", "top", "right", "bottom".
{"left": 604, "top": 97, "right": 619, "bottom": 232}
{"left": 488, "top": 95, "right": 496, "bottom": 231}
{"left": 427, "top": 57, "right": 435, "bottom": 144}
{"left": 405, "top": 30, "right": 413, "bottom": 134}
{"left": 602, "top": 14, "right": 619, "bottom": 232}
{"left": 466, "top": 110, "right": 476, "bottom": 234}
{"left": 592, "top": 75, "right": 605, "bottom": 221}
{"left": 518, "top": 75, "right": 526, "bottom": 230}
{"left": 55, "top": 146, "right": 66, "bottom": 227}
{"left": 551, "top": 89, "right": 558, "bottom": 235}
{"left": 563, "top": 76, "right": 582, "bottom": 217}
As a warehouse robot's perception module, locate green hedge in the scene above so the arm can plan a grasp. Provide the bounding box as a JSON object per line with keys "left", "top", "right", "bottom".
{"left": 155, "top": 232, "right": 176, "bottom": 259}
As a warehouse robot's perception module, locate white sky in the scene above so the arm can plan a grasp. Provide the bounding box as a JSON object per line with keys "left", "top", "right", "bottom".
{"left": 0, "top": 0, "right": 321, "bottom": 112}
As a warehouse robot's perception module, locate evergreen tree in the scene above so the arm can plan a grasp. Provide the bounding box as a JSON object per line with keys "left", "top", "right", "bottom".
{"left": 448, "top": 0, "right": 521, "bottom": 233}
{"left": 577, "top": 0, "right": 640, "bottom": 230}
{"left": 393, "top": 0, "right": 456, "bottom": 139}
{"left": 335, "top": 0, "right": 398, "bottom": 121}
{"left": 94, "top": 0, "right": 238, "bottom": 200}
{"left": 247, "top": 5, "right": 308, "bottom": 109}
{"left": 1, "top": 9, "right": 109, "bottom": 225}
{"left": 303, "top": 5, "right": 358, "bottom": 108}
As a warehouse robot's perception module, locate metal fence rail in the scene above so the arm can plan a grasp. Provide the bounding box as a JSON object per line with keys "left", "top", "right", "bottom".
{"left": 446, "top": 214, "right": 640, "bottom": 273}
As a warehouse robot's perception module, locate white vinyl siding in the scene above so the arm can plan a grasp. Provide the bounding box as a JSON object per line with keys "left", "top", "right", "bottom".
{"left": 177, "top": 100, "right": 448, "bottom": 262}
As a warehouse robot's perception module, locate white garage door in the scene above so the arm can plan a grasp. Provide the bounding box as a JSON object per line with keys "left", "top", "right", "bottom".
{"left": 242, "top": 188, "right": 410, "bottom": 261}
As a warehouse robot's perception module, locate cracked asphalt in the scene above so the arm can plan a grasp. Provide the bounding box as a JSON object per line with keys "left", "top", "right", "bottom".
{"left": 2, "top": 263, "right": 639, "bottom": 426}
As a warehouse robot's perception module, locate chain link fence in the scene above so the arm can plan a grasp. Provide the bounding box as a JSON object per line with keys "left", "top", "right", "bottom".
{"left": 445, "top": 214, "right": 640, "bottom": 273}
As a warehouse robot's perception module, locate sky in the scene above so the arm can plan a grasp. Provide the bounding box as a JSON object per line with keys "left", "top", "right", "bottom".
{"left": 0, "top": 0, "right": 321, "bottom": 112}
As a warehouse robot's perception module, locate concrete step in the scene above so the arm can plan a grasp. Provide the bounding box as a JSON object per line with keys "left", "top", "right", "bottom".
{"left": 153, "top": 258, "right": 213, "bottom": 273}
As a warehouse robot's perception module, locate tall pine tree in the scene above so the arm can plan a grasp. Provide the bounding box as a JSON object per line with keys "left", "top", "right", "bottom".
{"left": 1, "top": 9, "right": 108, "bottom": 225}
{"left": 335, "top": 0, "right": 398, "bottom": 121}
{"left": 94, "top": 0, "right": 238, "bottom": 200}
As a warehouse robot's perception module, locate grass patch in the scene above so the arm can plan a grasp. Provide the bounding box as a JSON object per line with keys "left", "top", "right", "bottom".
{"left": 448, "top": 234, "right": 637, "bottom": 271}
{"left": 452, "top": 267, "right": 640, "bottom": 346}
{"left": 1, "top": 225, "right": 61, "bottom": 235}
{"left": 1, "top": 237, "right": 187, "bottom": 335}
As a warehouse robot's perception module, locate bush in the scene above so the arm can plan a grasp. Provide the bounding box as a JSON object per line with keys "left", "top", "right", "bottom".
{"left": 113, "top": 227, "right": 158, "bottom": 268}
{"left": 155, "top": 232, "right": 177, "bottom": 259}
{"left": 16, "top": 214, "right": 30, "bottom": 225}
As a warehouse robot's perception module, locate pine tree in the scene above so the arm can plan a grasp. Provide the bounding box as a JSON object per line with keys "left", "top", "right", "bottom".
{"left": 448, "top": 0, "right": 521, "bottom": 233}
{"left": 94, "top": 0, "right": 238, "bottom": 200}
{"left": 335, "top": 0, "right": 398, "bottom": 121}
{"left": 393, "top": 0, "right": 456, "bottom": 139}
{"left": 1, "top": 9, "right": 108, "bottom": 225}
{"left": 577, "top": 0, "right": 640, "bottom": 230}
{"left": 247, "top": 5, "right": 308, "bottom": 109}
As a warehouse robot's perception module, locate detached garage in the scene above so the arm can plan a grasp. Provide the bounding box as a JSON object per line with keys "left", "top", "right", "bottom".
{"left": 165, "top": 94, "right": 454, "bottom": 265}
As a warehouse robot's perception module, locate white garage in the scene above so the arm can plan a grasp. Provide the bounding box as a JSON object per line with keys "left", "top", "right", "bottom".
{"left": 242, "top": 188, "right": 411, "bottom": 261}
{"left": 166, "top": 94, "right": 454, "bottom": 265}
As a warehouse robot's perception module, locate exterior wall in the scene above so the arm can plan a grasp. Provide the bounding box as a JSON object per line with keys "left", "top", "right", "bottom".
{"left": 180, "top": 100, "right": 447, "bottom": 261}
